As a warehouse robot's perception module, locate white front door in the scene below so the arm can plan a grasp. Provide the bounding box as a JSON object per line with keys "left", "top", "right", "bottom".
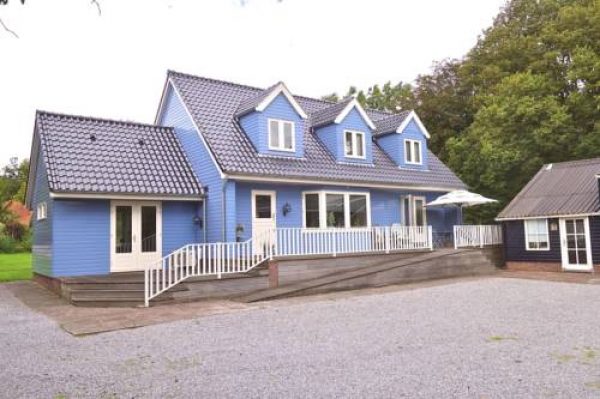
{"left": 110, "top": 201, "right": 162, "bottom": 272}
{"left": 559, "top": 217, "right": 592, "bottom": 272}
{"left": 251, "top": 191, "right": 276, "bottom": 255}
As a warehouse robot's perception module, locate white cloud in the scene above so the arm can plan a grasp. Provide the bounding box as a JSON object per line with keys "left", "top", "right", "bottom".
{"left": 0, "top": 0, "right": 503, "bottom": 162}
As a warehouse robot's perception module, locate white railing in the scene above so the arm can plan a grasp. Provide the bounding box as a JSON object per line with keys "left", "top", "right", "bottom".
{"left": 453, "top": 225, "right": 503, "bottom": 249}
{"left": 144, "top": 230, "right": 274, "bottom": 306}
{"left": 144, "top": 225, "right": 432, "bottom": 306}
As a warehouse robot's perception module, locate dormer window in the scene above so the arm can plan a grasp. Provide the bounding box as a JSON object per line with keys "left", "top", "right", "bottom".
{"left": 268, "top": 119, "right": 295, "bottom": 152}
{"left": 404, "top": 139, "right": 422, "bottom": 165}
{"left": 344, "top": 130, "right": 365, "bottom": 159}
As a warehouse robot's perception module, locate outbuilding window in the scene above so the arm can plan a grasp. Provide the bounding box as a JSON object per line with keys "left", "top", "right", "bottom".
{"left": 524, "top": 219, "right": 549, "bottom": 250}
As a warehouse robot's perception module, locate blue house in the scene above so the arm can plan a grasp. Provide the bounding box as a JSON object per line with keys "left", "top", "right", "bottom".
{"left": 26, "top": 71, "right": 465, "bottom": 296}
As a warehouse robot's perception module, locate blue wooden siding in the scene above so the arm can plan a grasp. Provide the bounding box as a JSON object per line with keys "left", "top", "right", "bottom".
{"left": 159, "top": 84, "right": 223, "bottom": 242}
{"left": 314, "top": 107, "right": 373, "bottom": 164}
{"left": 504, "top": 217, "right": 600, "bottom": 265}
{"left": 162, "top": 201, "right": 203, "bottom": 254}
{"left": 239, "top": 93, "right": 305, "bottom": 158}
{"left": 31, "top": 150, "right": 52, "bottom": 276}
{"left": 52, "top": 199, "right": 110, "bottom": 276}
{"left": 234, "top": 182, "right": 456, "bottom": 241}
{"left": 376, "top": 119, "right": 429, "bottom": 170}
{"left": 503, "top": 219, "right": 561, "bottom": 262}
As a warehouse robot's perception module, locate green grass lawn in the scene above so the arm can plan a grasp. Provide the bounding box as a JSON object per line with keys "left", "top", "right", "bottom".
{"left": 0, "top": 253, "right": 32, "bottom": 282}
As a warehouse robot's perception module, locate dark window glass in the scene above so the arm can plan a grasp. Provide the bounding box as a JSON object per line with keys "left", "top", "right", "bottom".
{"left": 350, "top": 195, "right": 367, "bottom": 227}
{"left": 414, "top": 199, "right": 425, "bottom": 226}
{"left": 402, "top": 197, "right": 411, "bottom": 225}
{"left": 305, "top": 194, "right": 320, "bottom": 228}
{"left": 413, "top": 141, "right": 421, "bottom": 163}
{"left": 326, "top": 194, "right": 345, "bottom": 228}
{"left": 255, "top": 195, "right": 272, "bottom": 219}
{"left": 116, "top": 206, "right": 132, "bottom": 254}
{"left": 345, "top": 132, "right": 353, "bottom": 156}
{"left": 578, "top": 250, "right": 587, "bottom": 265}
{"left": 269, "top": 120, "right": 279, "bottom": 148}
{"left": 283, "top": 122, "right": 293, "bottom": 149}
{"left": 141, "top": 206, "right": 157, "bottom": 253}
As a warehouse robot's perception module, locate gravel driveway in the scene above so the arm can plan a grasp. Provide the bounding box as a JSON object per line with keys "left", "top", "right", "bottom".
{"left": 1, "top": 277, "right": 600, "bottom": 398}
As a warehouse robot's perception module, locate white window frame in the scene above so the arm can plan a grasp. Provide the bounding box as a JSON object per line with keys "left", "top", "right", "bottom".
{"left": 524, "top": 218, "right": 550, "bottom": 251}
{"left": 344, "top": 130, "right": 366, "bottom": 159}
{"left": 268, "top": 118, "right": 295, "bottom": 152}
{"left": 400, "top": 195, "right": 427, "bottom": 226}
{"left": 404, "top": 139, "right": 422, "bottom": 165}
{"left": 302, "top": 191, "right": 371, "bottom": 229}
{"left": 36, "top": 201, "right": 47, "bottom": 221}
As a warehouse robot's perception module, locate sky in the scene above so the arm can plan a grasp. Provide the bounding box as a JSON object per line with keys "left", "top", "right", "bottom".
{"left": 0, "top": 0, "right": 505, "bottom": 164}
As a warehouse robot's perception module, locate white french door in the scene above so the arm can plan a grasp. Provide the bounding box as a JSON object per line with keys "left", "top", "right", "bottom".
{"left": 252, "top": 191, "right": 276, "bottom": 255}
{"left": 559, "top": 217, "right": 592, "bottom": 272}
{"left": 110, "top": 201, "right": 162, "bottom": 272}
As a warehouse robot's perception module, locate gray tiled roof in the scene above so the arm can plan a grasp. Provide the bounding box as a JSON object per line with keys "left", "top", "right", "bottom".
{"left": 497, "top": 158, "right": 600, "bottom": 219}
{"left": 309, "top": 96, "right": 354, "bottom": 128}
{"left": 373, "top": 111, "right": 411, "bottom": 136}
{"left": 234, "top": 81, "right": 281, "bottom": 118}
{"left": 35, "top": 111, "right": 202, "bottom": 196}
{"left": 168, "top": 71, "right": 466, "bottom": 190}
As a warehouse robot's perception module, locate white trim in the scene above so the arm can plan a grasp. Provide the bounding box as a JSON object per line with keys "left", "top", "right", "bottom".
{"left": 229, "top": 174, "right": 460, "bottom": 192}
{"left": 524, "top": 218, "right": 550, "bottom": 251}
{"left": 334, "top": 98, "right": 377, "bottom": 130}
{"left": 169, "top": 80, "right": 227, "bottom": 179}
{"left": 36, "top": 201, "right": 47, "bottom": 220}
{"left": 110, "top": 200, "right": 163, "bottom": 273}
{"left": 404, "top": 139, "right": 422, "bottom": 165}
{"left": 344, "top": 130, "right": 366, "bottom": 159}
{"left": 559, "top": 217, "right": 593, "bottom": 272}
{"left": 496, "top": 212, "right": 600, "bottom": 222}
{"left": 396, "top": 111, "right": 431, "bottom": 139}
{"left": 301, "top": 190, "right": 371, "bottom": 229}
{"left": 256, "top": 82, "right": 308, "bottom": 119}
{"left": 267, "top": 118, "right": 296, "bottom": 152}
{"left": 49, "top": 192, "right": 202, "bottom": 202}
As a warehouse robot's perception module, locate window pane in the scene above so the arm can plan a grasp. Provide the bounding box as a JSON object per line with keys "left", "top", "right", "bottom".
{"left": 402, "top": 197, "right": 411, "bottom": 225}
{"left": 356, "top": 134, "right": 364, "bottom": 157}
{"left": 413, "top": 141, "right": 421, "bottom": 163}
{"left": 578, "top": 250, "right": 587, "bottom": 264}
{"left": 283, "top": 122, "right": 293, "bottom": 149}
{"left": 141, "top": 206, "right": 157, "bottom": 253}
{"left": 350, "top": 195, "right": 367, "bottom": 227}
{"left": 414, "top": 199, "right": 425, "bottom": 226}
{"left": 566, "top": 220, "right": 574, "bottom": 234}
{"left": 269, "top": 120, "right": 279, "bottom": 148}
{"left": 305, "top": 194, "right": 320, "bottom": 228}
{"left": 116, "top": 206, "right": 132, "bottom": 254}
{"left": 345, "top": 132, "right": 353, "bottom": 156}
{"left": 405, "top": 141, "right": 413, "bottom": 162}
{"left": 568, "top": 250, "right": 577, "bottom": 264}
{"left": 255, "top": 195, "right": 272, "bottom": 219}
{"left": 326, "top": 194, "right": 345, "bottom": 228}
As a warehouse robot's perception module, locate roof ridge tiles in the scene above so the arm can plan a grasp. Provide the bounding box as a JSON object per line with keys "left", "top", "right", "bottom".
{"left": 36, "top": 110, "right": 172, "bottom": 131}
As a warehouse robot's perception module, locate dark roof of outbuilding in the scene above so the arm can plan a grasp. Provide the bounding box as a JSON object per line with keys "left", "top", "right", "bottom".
{"left": 497, "top": 158, "right": 600, "bottom": 220}
{"left": 33, "top": 111, "right": 203, "bottom": 197}
{"left": 167, "top": 70, "right": 466, "bottom": 190}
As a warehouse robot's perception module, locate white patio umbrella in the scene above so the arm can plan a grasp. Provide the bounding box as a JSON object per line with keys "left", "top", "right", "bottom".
{"left": 426, "top": 190, "right": 497, "bottom": 223}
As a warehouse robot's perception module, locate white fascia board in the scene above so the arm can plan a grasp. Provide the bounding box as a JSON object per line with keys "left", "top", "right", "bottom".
{"left": 255, "top": 82, "right": 308, "bottom": 119}
{"left": 396, "top": 111, "right": 431, "bottom": 139}
{"left": 50, "top": 192, "right": 203, "bottom": 202}
{"left": 334, "top": 98, "right": 376, "bottom": 130}
{"left": 228, "top": 173, "right": 458, "bottom": 192}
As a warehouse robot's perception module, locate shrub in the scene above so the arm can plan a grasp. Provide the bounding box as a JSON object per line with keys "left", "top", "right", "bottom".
{"left": 0, "top": 234, "right": 19, "bottom": 253}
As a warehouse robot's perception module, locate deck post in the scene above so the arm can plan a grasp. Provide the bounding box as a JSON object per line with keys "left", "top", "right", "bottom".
{"left": 144, "top": 268, "right": 149, "bottom": 307}
{"left": 428, "top": 226, "right": 433, "bottom": 251}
